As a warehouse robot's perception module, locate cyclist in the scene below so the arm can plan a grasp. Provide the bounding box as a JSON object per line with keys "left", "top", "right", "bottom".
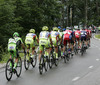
{"left": 75, "top": 27, "right": 81, "bottom": 48}
{"left": 8, "top": 32, "right": 25, "bottom": 70}
{"left": 51, "top": 27, "right": 60, "bottom": 59}
{"left": 58, "top": 26, "right": 64, "bottom": 56}
{"left": 63, "top": 27, "right": 74, "bottom": 56}
{"left": 85, "top": 28, "right": 89, "bottom": 48}
{"left": 80, "top": 28, "right": 87, "bottom": 48}
{"left": 38, "top": 26, "right": 52, "bottom": 67}
{"left": 25, "top": 29, "right": 39, "bottom": 60}
{"left": 69, "top": 27, "right": 75, "bottom": 55}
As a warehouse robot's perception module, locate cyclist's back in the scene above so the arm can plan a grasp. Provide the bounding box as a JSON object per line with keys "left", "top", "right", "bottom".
{"left": 80, "top": 29, "right": 87, "bottom": 41}
{"left": 25, "top": 30, "right": 37, "bottom": 49}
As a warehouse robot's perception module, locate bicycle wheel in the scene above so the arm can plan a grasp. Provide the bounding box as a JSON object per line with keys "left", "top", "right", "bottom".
{"left": 5, "top": 59, "right": 13, "bottom": 81}
{"left": 16, "top": 57, "right": 22, "bottom": 77}
{"left": 44, "top": 56, "right": 49, "bottom": 72}
{"left": 64, "top": 51, "right": 67, "bottom": 63}
{"left": 49, "top": 53, "right": 53, "bottom": 69}
{"left": 54, "top": 52, "right": 59, "bottom": 66}
{"left": 81, "top": 48, "right": 84, "bottom": 56}
{"left": 24, "top": 54, "right": 30, "bottom": 70}
{"left": 39, "top": 55, "right": 44, "bottom": 75}
{"left": 31, "top": 51, "right": 37, "bottom": 68}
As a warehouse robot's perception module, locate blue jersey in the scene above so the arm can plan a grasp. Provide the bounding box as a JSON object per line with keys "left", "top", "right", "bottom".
{"left": 81, "top": 30, "right": 87, "bottom": 37}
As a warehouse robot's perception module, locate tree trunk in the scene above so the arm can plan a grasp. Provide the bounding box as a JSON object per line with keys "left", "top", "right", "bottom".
{"left": 85, "top": 0, "right": 88, "bottom": 27}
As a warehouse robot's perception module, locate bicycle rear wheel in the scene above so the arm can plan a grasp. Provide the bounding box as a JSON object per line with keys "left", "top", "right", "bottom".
{"left": 31, "top": 51, "right": 37, "bottom": 68}
{"left": 5, "top": 59, "right": 13, "bottom": 81}
{"left": 64, "top": 51, "right": 67, "bottom": 63}
{"left": 44, "top": 56, "right": 49, "bottom": 72}
{"left": 24, "top": 54, "right": 30, "bottom": 70}
{"left": 49, "top": 53, "right": 53, "bottom": 69}
{"left": 39, "top": 55, "right": 44, "bottom": 75}
{"left": 16, "top": 57, "right": 22, "bottom": 77}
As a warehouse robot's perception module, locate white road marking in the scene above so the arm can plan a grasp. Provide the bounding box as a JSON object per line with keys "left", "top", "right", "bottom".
{"left": 72, "top": 77, "right": 80, "bottom": 81}
{"left": 89, "top": 66, "right": 93, "bottom": 69}
{"left": 96, "top": 59, "right": 99, "bottom": 61}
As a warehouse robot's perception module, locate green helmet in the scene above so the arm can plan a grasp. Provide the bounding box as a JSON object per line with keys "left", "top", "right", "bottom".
{"left": 53, "top": 27, "right": 58, "bottom": 31}
{"left": 29, "top": 29, "right": 35, "bottom": 33}
{"left": 13, "top": 32, "right": 19, "bottom": 37}
{"left": 42, "top": 26, "right": 49, "bottom": 31}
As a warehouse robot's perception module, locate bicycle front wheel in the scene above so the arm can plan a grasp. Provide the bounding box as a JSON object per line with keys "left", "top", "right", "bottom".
{"left": 16, "top": 57, "right": 22, "bottom": 77}
{"left": 5, "top": 59, "right": 13, "bottom": 81}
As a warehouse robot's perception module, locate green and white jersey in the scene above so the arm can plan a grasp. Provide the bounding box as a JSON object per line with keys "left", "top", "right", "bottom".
{"left": 39, "top": 31, "right": 50, "bottom": 40}
{"left": 8, "top": 38, "right": 16, "bottom": 44}
{"left": 14, "top": 37, "right": 23, "bottom": 44}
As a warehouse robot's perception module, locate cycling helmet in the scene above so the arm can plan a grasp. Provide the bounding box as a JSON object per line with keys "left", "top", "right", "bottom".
{"left": 13, "top": 32, "right": 19, "bottom": 37}
{"left": 42, "top": 26, "right": 49, "bottom": 31}
{"left": 63, "top": 28, "right": 66, "bottom": 31}
{"left": 29, "top": 29, "right": 35, "bottom": 33}
{"left": 58, "top": 26, "right": 61, "bottom": 29}
{"left": 53, "top": 27, "right": 58, "bottom": 31}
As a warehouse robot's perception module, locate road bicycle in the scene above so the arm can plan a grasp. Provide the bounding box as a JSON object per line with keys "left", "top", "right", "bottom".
{"left": 63, "top": 42, "right": 73, "bottom": 63}
{"left": 5, "top": 51, "right": 23, "bottom": 81}
{"left": 49, "top": 46, "right": 59, "bottom": 69}
{"left": 24, "top": 45, "right": 37, "bottom": 70}
{"left": 80, "top": 40, "right": 86, "bottom": 56}
{"left": 74, "top": 40, "right": 79, "bottom": 55}
{"left": 39, "top": 45, "right": 49, "bottom": 75}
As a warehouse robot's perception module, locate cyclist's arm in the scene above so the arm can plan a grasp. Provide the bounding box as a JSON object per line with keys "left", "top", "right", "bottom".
{"left": 20, "top": 38, "right": 25, "bottom": 52}
{"left": 49, "top": 33, "right": 52, "bottom": 45}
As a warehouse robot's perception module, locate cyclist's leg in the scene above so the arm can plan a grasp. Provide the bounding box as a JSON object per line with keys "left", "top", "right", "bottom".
{"left": 31, "top": 47, "right": 35, "bottom": 58}
{"left": 68, "top": 40, "right": 71, "bottom": 53}
{"left": 63, "top": 39, "right": 67, "bottom": 56}
{"left": 53, "top": 39, "right": 58, "bottom": 59}
{"left": 26, "top": 44, "right": 30, "bottom": 60}
{"left": 80, "top": 37, "right": 83, "bottom": 48}
{"left": 38, "top": 45, "right": 43, "bottom": 64}
{"left": 14, "top": 49, "right": 18, "bottom": 69}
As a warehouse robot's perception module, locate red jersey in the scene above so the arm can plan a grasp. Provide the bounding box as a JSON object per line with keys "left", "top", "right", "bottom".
{"left": 63, "top": 30, "right": 72, "bottom": 40}
{"left": 85, "top": 29, "right": 89, "bottom": 36}
{"left": 75, "top": 30, "right": 81, "bottom": 38}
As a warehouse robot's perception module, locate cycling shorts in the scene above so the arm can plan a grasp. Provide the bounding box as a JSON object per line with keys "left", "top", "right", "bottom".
{"left": 25, "top": 38, "right": 35, "bottom": 48}
{"left": 81, "top": 36, "right": 87, "bottom": 41}
{"left": 51, "top": 38, "right": 58, "bottom": 47}
{"left": 39, "top": 39, "right": 50, "bottom": 51}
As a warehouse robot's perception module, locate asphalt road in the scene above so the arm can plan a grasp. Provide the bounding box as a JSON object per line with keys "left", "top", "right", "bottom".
{"left": 0, "top": 37, "right": 100, "bottom": 85}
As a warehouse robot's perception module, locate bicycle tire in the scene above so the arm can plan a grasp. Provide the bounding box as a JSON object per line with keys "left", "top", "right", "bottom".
{"left": 31, "top": 51, "right": 37, "bottom": 68}
{"left": 24, "top": 54, "right": 29, "bottom": 70}
{"left": 64, "top": 51, "right": 67, "bottom": 63}
{"left": 49, "top": 53, "right": 53, "bottom": 69}
{"left": 16, "top": 57, "right": 22, "bottom": 77}
{"left": 39, "top": 55, "right": 44, "bottom": 75}
{"left": 44, "top": 56, "right": 49, "bottom": 72}
{"left": 5, "top": 59, "right": 13, "bottom": 81}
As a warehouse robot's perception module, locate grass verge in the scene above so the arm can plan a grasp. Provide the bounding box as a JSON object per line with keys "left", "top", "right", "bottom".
{"left": 95, "top": 34, "right": 100, "bottom": 39}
